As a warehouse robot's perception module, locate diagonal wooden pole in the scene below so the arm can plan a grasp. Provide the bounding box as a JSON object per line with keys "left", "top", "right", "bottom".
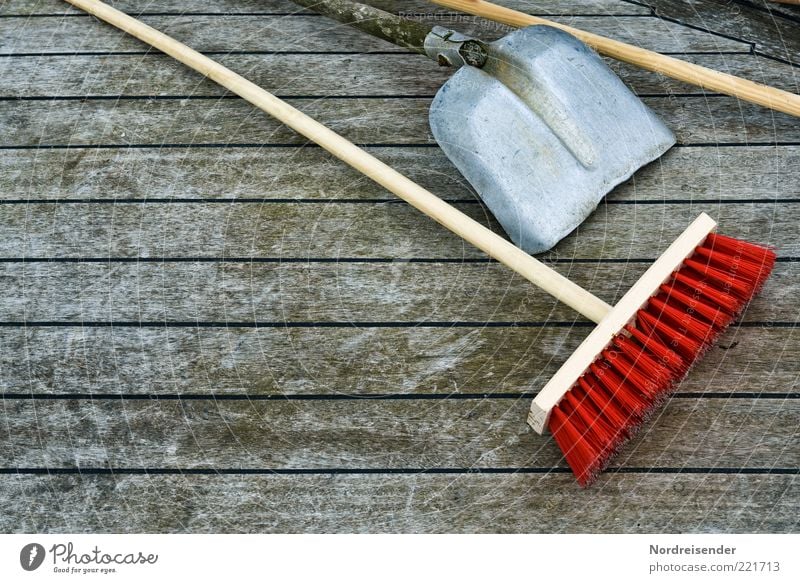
{"left": 428, "top": 0, "right": 800, "bottom": 117}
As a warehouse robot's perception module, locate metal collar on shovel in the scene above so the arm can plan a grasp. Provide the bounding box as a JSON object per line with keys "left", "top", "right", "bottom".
{"left": 291, "top": 0, "right": 675, "bottom": 253}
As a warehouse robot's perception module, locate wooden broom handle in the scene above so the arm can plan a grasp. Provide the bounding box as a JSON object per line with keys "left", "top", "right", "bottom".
{"left": 62, "top": 0, "right": 613, "bottom": 323}
{"left": 429, "top": 0, "right": 800, "bottom": 118}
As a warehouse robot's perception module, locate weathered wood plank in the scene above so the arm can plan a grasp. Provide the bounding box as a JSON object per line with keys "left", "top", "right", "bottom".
{"left": 752, "top": 1, "right": 800, "bottom": 22}
{"left": 0, "top": 14, "right": 405, "bottom": 54}
{"left": 2, "top": 0, "right": 652, "bottom": 17}
{"left": 2, "top": 145, "right": 796, "bottom": 202}
{"left": 5, "top": 53, "right": 797, "bottom": 98}
{"left": 3, "top": 97, "right": 797, "bottom": 148}
{"left": 0, "top": 202, "right": 791, "bottom": 259}
{"left": 645, "top": 0, "right": 800, "bottom": 64}
{"left": 1, "top": 0, "right": 795, "bottom": 539}
{"left": 1, "top": 97, "right": 435, "bottom": 146}
{"left": 0, "top": 15, "right": 749, "bottom": 54}
{"left": 0, "top": 261, "right": 792, "bottom": 322}
{"left": 4, "top": 54, "right": 452, "bottom": 97}
{"left": 1, "top": 325, "right": 793, "bottom": 395}
{"left": 0, "top": 398, "right": 796, "bottom": 469}
{"left": 0, "top": 473, "right": 795, "bottom": 533}
{"left": 741, "top": 0, "right": 800, "bottom": 22}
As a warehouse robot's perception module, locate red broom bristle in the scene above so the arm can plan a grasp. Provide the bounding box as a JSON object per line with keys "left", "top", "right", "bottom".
{"left": 612, "top": 334, "right": 674, "bottom": 388}
{"left": 606, "top": 341, "right": 666, "bottom": 400}
{"left": 546, "top": 232, "right": 776, "bottom": 486}
{"left": 658, "top": 283, "right": 733, "bottom": 328}
{"left": 647, "top": 296, "right": 718, "bottom": 342}
{"left": 579, "top": 376, "right": 634, "bottom": 432}
{"left": 673, "top": 272, "right": 741, "bottom": 313}
{"left": 550, "top": 402, "right": 600, "bottom": 486}
{"left": 637, "top": 310, "right": 704, "bottom": 360}
{"left": 624, "top": 324, "right": 686, "bottom": 372}
{"left": 705, "top": 232, "right": 775, "bottom": 265}
{"left": 569, "top": 395, "right": 622, "bottom": 480}
{"left": 694, "top": 247, "right": 771, "bottom": 282}
{"left": 570, "top": 385, "right": 622, "bottom": 452}
{"left": 590, "top": 363, "right": 652, "bottom": 417}
{"left": 684, "top": 259, "right": 754, "bottom": 299}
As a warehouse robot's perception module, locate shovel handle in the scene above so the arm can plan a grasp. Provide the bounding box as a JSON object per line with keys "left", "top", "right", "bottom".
{"left": 290, "top": 0, "right": 432, "bottom": 55}
{"left": 429, "top": 0, "right": 800, "bottom": 118}
{"left": 291, "top": 0, "right": 489, "bottom": 68}
{"left": 62, "top": 0, "right": 613, "bottom": 323}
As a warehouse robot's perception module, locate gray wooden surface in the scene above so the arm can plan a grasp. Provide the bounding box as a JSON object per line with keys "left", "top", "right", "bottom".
{"left": 0, "top": 0, "right": 797, "bottom": 533}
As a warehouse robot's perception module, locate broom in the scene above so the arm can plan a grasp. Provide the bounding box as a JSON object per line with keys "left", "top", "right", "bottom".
{"left": 63, "top": 0, "right": 777, "bottom": 486}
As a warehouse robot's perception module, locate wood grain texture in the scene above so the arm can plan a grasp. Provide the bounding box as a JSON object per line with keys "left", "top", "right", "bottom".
{"left": 0, "top": 398, "right": 797, "bottom": 469}
{"left": 0, "top": 261, "right": 793, "bottom": 322}
{"left": 0, "top": 474, "right": 796, "bottom": 533}
{"left": 0, "top": 202, "right": 792, "bottom": 259}
{"left": 3, "top": 97, "right": 798, "bottom": 148}
{"left": 0, "top": 0, "right": 797, "bottom": 535}
{"left": 5, "top": 53, "right": 798, "bottom": 98}
{"left": 742, "top": 0, "right": 800, "bottom": 21}
{"left": 2, "top": 0, "right": 653, "bottom": 17}
{"left": 1, "top": 325, "right": 795, "bottom": 395}
{"left": 644, "top": 0, "right": 800, "bottom": 63}
{"left": 2, "top": 145, "right": 796, "bottom": 202}
{"left": 0, "top": 14, "right": 750, "bottom": 54}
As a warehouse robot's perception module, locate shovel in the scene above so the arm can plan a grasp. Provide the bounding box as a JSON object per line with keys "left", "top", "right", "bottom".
{"left": 290, "top": 0, "right": 676, "bottom": 253}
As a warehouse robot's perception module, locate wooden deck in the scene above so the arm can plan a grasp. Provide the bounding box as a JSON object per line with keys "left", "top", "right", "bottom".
{"left": 1, "top": 0, "right": 798, "bottom": 533}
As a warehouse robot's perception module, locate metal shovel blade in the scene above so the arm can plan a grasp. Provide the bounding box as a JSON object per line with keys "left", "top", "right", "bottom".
{"left": 429, "top": 25, "right": 676, "bottom": 254}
